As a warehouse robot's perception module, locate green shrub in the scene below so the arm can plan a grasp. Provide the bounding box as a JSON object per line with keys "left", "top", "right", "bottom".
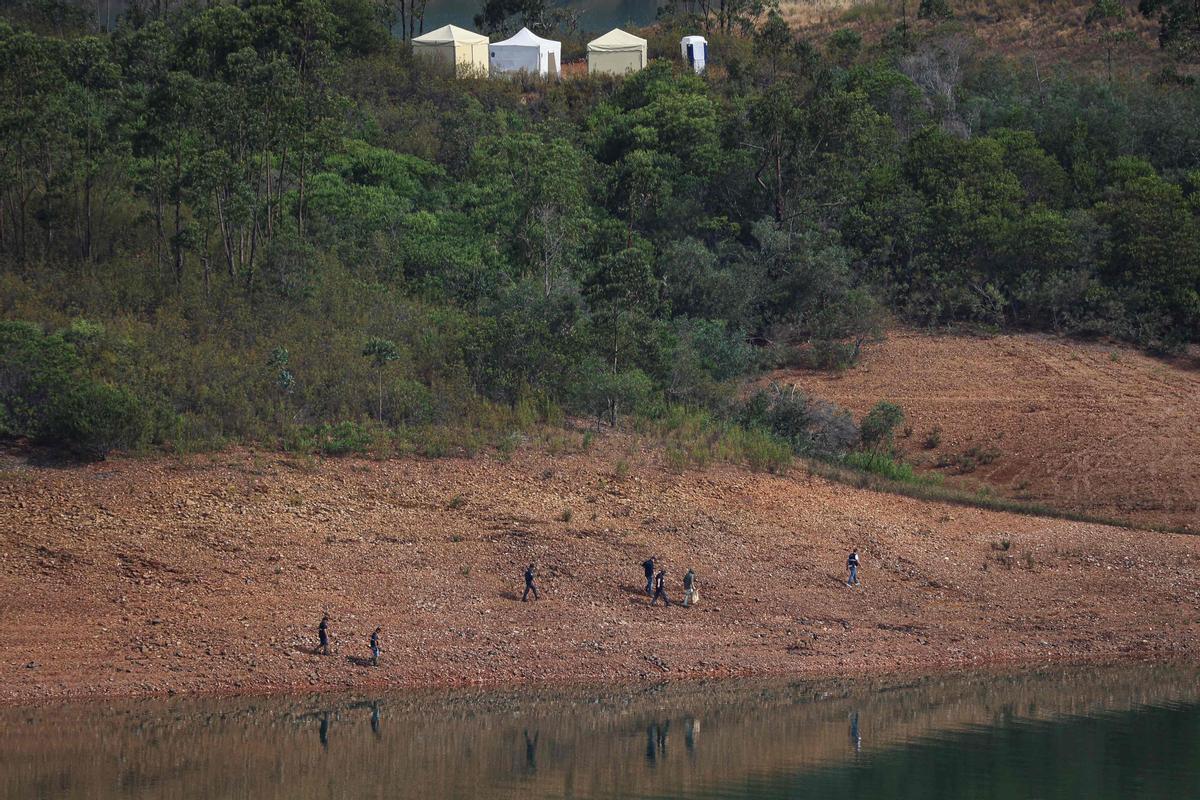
{"left": 843, "top": 451, "right": 942, "bottom": 486}
{"left": 923, "top": 426, "right": 942, "bottom": 449}
{"left": 665, "top": 443, "right": 688, "bottom": 472}
{"left": 317, "top": 420, "right": 373, "bottom": 455}
{"left": 0, "top": 321, "right": 160, "bottom": 457}
{"left": 859, "top": 401, "right": 905, "bottom": 453}
{"left": 918, "top": 0, "right": 953, "bottom": 20}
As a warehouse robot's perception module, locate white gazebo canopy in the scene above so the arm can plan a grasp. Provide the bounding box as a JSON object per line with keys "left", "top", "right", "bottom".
{"left": 412, "top": 24, "right": 490, "bottom": 76}
{"left": 489, "top": 27, "right": 562, "bottom": 77}
{"left": 587, "top": 28, "right": 648, "bottom": 75}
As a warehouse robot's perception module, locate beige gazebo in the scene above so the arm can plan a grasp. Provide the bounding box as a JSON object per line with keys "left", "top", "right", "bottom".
{"left": 587, "top": 28, "right": 648, "bottom": 75}
{"left": 412, "top": 24, "right": 490, "bottom": 76}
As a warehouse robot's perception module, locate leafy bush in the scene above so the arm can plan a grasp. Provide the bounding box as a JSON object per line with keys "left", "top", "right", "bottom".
{"left": 859, "top": 401, "right": 905, "bottom": 453}
{"left": 924, "top": 426, "right": 942, "bottom": 449}
{"left": 734, "top": 384, "right": 859, "bottom": 457}
{"left": 843, "top": 451, "right": 942, "bottom": 486}
{"left": 0, "top": 321, "right": 159, "bottom": 457}
{"left": 316, "top": 421, "right": 374, "bottom": 455}
{"left": 918, "top": 0, "right": 953, "bottom": 20}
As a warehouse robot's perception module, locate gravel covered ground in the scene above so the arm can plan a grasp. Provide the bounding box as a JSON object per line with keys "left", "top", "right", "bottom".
{"left": 2, "top": 433, "right": 1198, "bottom": 704}
{"left": 776, "top": 330, "right": 1200, "bottom": 531}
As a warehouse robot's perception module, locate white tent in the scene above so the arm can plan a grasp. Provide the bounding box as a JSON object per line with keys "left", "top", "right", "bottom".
{"left": 681, "top": 35, "right": 707, "bottom": 73}
{"left": 412, "top": 24, "right": 489, "bottom": 76}
{"left": 587, "top": 28, "right": 648, "bottom": 75}
{"left": 489, "top": 27, "right": 562, "bottom": 77}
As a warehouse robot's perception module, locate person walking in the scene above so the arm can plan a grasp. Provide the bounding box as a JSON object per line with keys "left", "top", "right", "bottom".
{"left": 642, "top": 556, "right": 656, "bottom": 595}
{"left": 847, "top": 550, "right": 861, "bottom": 587}
{"left": 523, "top": 563, "right": 540, "bottom": 601}
{"left": 317, "top": 613, "right": 331, "bottom": 655}
{"left": 683, "top": 568, "right": 697, "bottom": 608}
{"left": 370, "top": 626, "right": 382, "bottom": 666}
{"left": 651, "top": 568, "right": 670, "bottom": 606}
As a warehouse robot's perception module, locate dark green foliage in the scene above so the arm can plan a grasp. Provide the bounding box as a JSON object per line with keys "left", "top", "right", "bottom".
{"left": 0, "top": 321, "right": 159, "bottom": 456}
{"left": 1140, "top": 0, "right": 1200, "bottom": 61}
{"left": 1, "top": 3, "right": 1199, "bottom": 457}
{"left": 859, "top": 401, "right": 905, "bottom": 453}
{"left": 918, "top": 0, "right": 953, "bottom": 21}
{"left": 734, "top": 384, "right": 858, "bottom": 456}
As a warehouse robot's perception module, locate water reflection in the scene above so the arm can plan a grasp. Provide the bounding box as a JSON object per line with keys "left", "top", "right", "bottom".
{"left": 2, "top": 666, "right": 1198, "bottom": 800}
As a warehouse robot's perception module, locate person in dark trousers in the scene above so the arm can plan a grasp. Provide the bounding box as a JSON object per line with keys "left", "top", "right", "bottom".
{"left": 651, "top": 568, "right": 670, "bottom": 606}
{"left": 317, "top": 613, "right": 331, "bottom": 655}
{"left": 523, "top": 563, "right": 540, "bottom": 601}
{"left": 642, "top": 557, "right": 656, "bottom": 595}
{"left": 847, "top": 550, "right": 861, "bottom": 587}
{"left": 370, "top": 626, "right": 382, "bottom": 666}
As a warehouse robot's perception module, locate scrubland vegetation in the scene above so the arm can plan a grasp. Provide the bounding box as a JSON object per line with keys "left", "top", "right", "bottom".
{"left": 1, "top": 0, "right": 1198, "bottom": 468}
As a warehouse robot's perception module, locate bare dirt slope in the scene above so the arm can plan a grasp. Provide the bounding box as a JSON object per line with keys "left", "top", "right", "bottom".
{"left": 774, "top": 331, "right": 1200, "bottom": 531}
{"left": 782, "top": 0, "right": 1173, "bottom": 75}
{"left": 2, "top": 437, "right": 1198, "bottom": 704}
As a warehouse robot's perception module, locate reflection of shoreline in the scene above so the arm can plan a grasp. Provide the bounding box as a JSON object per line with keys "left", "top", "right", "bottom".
{"left": 1, "top": 665, "right": 1197, "bottom": 799}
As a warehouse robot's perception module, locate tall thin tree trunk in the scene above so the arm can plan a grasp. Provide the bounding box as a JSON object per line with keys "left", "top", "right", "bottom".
{"left": 173, "top": 150, "right": 184, "bottom": 284}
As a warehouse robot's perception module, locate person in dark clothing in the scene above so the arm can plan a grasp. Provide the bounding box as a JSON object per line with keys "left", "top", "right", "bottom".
{"left": 370, "top": 626, "right": 382, "bottom": 666}
{"left": 642, "top": 557, "right": 656, "bottom": 594}
{"left": 847, "top": 550, "right": 861, "bottom": 587}
{"left": 651, "top": 568, "right": 670, "bottom": 606}
{"left": 317, "top": 613, "right": 331, "bottom": 655}
{"left": 523, "top": 563, "right": 540, "bottom": 601}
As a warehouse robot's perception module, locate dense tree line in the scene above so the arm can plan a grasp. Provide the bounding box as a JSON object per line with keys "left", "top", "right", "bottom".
{"left": 1, "top": 0, "right": 1198, "bottom": 454}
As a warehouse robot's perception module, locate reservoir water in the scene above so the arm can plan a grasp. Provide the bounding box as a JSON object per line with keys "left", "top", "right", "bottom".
{"left": 3, "top": 666, "right": 1198, "bottom": 799}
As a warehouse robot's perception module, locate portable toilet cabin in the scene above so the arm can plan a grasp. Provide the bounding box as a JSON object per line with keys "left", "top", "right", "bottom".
{"left": 489, "top": 27, "right": 562, "bottom": 77}
{"left": 412, "top": 24, "right": 489, "bottom": 76}
{"left": 587, "top": 28, "right": 648, "bottom": 75}
{"left": 681, "top": 35, "right": 707, "bottom": 73}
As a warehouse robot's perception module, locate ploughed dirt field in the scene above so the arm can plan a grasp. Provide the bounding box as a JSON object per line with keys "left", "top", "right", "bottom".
{"left": 776, "top": 331, "right": 1200, "bottom": 532}
{"left": 2, "top": 435, "right": 1198, "bottom": 704}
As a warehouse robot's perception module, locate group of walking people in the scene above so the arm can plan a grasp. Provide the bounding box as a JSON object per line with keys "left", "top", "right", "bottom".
{"left": 315, "top": 549, "right": 863, "bottom": 662}
{"left": 520, "top": 557, "right": 701, "bottom": 607}
{"left": 641, "top": 557, "right": 700, "bottom": 607}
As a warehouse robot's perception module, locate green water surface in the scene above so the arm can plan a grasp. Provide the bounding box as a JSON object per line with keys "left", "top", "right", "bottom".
{"left": 3, "top": 665, "right": 1198, "bottom": 799}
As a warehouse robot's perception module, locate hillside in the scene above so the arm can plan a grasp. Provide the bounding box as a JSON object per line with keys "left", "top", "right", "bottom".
{"left": 783, "top": 0, "right": 1172, "bottom": 73}
{"left": 2, "top": 436, "right": 1198, "bottom": 704}
{"left": 776, "top": 331, "right": 1200, "bottom": 531}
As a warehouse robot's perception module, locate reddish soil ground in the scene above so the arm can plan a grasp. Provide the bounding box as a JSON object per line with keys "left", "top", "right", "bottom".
{"left": 783, "top": 0, "right": 1181, "bottom": 76}
{"left": 2, "top": 433, "right": 1198, "bottom": 705}
{"left": 774, "top": 331, "right": 1200, "bottom": 531}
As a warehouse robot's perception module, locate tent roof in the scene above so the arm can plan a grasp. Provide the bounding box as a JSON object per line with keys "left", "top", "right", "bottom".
{"left": 588, "top": 28, "right": 647, "bottom": 52}
{"left": 493, "top": 27, "right": 560, "bottom": 49}
{"left": 413, "top": 24, "right": 488, "bottom": 45}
